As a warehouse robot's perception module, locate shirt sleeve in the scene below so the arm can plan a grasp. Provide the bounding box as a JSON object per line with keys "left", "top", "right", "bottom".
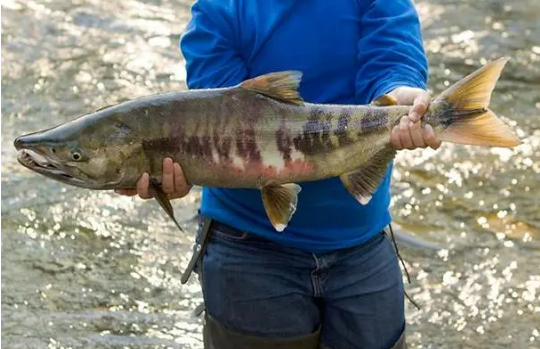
{"left": 355, "top": 0, "right": 428, "bottom": 103}
{"left": 179, "top": 0, "right": 248, "bottom": 89}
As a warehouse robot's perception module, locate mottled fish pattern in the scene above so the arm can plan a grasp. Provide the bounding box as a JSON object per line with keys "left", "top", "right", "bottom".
{"left": 14, "top": 59, "right": 520, "bottom": 231}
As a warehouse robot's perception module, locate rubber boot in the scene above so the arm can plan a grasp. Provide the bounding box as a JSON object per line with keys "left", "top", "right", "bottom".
{"left": 203, "top": 314, "right": 320, "bottom": 349}
{"left": 317, "top": 328, "right": 407, "bottom": 349}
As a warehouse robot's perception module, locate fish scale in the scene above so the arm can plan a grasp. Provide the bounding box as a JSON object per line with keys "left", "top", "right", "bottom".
{"left": 14, "top": 58, "right": 520, "bottom": 232}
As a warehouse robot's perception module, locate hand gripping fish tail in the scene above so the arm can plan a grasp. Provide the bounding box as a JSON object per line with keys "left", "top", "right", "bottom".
{"left": 13, "top": 58, "right": 520, "bottom": 233}
{"left": 424, "top": 57, "right": 520, "bottom": 148}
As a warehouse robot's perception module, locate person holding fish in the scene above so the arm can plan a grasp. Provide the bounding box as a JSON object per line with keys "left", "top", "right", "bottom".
{"left": 120, "top": 0, "right": 437, "bottom": 348}
{"left": 12, "top": 0, "right": 520, "bottom": 348}
{"left": 13, "top": 0, "right": 516, "bottom": 344}
{"left": 71, "top": 1, "right": 513, "bottom": 349}
{"left": 12, "top": 0, "right": 515, "bottom": 344}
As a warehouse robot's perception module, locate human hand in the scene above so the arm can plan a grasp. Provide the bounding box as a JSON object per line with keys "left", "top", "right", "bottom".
{"left": 115, "top": 158, "right": 191, "bottom": 200}
{"left": 388, "top": 86, "right": 442, "bottom": 150}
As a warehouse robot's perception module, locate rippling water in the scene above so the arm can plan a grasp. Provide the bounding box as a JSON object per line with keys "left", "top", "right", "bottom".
{"left": 2, "top": 0, "right": 539, "bottom": 348}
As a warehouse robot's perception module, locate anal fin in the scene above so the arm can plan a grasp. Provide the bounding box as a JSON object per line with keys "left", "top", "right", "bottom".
{"left": 149, "top": 179, "right": 186, "bottom": 234}
{"left": 340, "top": 146, "right": 396, "bottom": 205}
{"left": 261, "top": 183, "right": 302, "bottom": 233}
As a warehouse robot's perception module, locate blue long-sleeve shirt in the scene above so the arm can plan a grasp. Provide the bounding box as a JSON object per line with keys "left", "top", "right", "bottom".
{"left": 180, "top": 0, "right": 428, "bottom": 253}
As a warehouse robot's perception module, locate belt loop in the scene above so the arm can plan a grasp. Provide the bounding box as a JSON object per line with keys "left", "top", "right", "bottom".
{"left": 181, "top": 215, "right": 213, "bottom": 284}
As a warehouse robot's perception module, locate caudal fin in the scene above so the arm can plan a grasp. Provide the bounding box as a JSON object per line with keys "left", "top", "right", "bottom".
{"left": 433, "top": 57, "right": 521, "bottom": 147}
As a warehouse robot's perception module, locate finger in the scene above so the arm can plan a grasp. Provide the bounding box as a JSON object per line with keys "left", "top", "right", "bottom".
{"left": 408, "top": 92, "right": 431, "bottom": 122}
{"left": 390, "top": 126, "right": 403, "bottom": 150}
{"left": 399, "top": 115, "right": 414, "bottom": 150}
{"left": 173, "top": 162, "right": 189, "bottom": 197}
{"left": 162, "top": 158, "right": 175, "bottom": 194}
{"left": 423, "top": 124, "right": 442, "bottom": 150}
{"left": 114, "top": 188, "right": 138, "bottom": 196}
{"left": 137, "top": 173, "right": 152, "bottom": 199}
{"left": 410, "top": 120, "right": 427, "bottom": 148}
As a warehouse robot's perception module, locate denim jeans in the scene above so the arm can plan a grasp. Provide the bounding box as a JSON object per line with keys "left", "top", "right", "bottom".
{"left": 197, "top": 219, "right": 405, "bottom": 349}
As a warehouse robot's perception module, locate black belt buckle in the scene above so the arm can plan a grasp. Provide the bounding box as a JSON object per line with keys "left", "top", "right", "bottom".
{"left": 181, "top": 216, "right": 212, "bottom": 284}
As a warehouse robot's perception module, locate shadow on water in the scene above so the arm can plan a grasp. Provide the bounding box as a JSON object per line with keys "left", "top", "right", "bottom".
{"left": 1, "top": 0, "right": 539, "bottom": 348}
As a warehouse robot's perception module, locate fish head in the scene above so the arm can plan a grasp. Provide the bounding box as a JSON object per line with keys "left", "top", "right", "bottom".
{"left": 14, "top": 109, "right": 147, "bottom": 190}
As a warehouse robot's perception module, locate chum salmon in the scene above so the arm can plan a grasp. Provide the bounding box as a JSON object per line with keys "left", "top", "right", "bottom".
{"left": 14, "top": 58, "right": 520, "bottom": 232}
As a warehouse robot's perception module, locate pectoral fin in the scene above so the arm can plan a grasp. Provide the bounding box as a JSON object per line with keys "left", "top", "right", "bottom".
{"left": 340, "top": 146, "right": 396, "bottom": 205}
{"left": 149, "top": 179, "right": 185, "bottom": 234}
{"left": 261, "top": 183, "right": 302, "bottom": 232}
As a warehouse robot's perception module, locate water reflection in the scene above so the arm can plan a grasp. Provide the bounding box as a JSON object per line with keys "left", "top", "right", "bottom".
{"left": 2, "top": 0, "right": 539, "bottom": 348}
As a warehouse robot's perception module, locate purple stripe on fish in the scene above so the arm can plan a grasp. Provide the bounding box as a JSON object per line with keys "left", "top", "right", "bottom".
{"left": 276, "top": 117, "right": 293, "bottom": 163}
{"left": 213, "top": 131, "right": 232, "bottom": 160}
{"left": 359, "top": 108, "right": 389, "bottom": 133}
{"left": 235, "top": 98, "right": 263, "bottom": 162}
{"left": 320, "top": 110, "right": 333, "bottom": 149}
{"left": 142, "top": 137, "right": 183, "bottom": 153}
{"left": 334, "top": 109, "right": 354, "bottom": 146}
{"left": 293, "top": 108, "right": 334, "bottom": 155}
{"left": 236, "top": 126, "right": 261, "bottom": 162}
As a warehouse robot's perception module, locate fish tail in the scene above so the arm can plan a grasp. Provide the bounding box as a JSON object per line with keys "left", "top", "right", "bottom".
{"left": 429, "top": 57, "right": 520, "bottom": 147}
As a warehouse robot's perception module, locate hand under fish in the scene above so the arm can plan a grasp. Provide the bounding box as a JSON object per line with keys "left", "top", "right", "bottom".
{"left": 115, "top": 88, "right": 440, "bottom": 202}
{"left": 14, "top": 58, "right": 520, "bottom": 232}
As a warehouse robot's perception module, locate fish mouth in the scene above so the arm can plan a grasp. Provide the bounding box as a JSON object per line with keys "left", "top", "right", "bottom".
{"left": 17, "top": 149, "right": 81, "bottom": 183}
{"left": 17, "top": 149, "right": 120, "bottom": 189}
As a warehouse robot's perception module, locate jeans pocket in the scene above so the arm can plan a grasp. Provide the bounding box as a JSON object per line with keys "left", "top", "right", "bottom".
{"left": 212, "top": 225, "right": 250, "bottom": 242}
{"left": 210, "top": 221, "right": 275, "bottom": 246}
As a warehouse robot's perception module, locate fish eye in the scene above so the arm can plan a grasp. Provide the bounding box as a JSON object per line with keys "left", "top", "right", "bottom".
{"left": 71, "top": 151, "right": 82, "bottom": 161}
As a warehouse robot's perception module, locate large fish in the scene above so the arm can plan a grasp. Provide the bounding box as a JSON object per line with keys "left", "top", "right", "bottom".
{"left": 14, "top": 58, "right": 520, "bottom": 232}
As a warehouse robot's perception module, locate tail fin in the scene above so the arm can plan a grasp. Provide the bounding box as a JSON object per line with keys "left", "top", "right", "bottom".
{"left": 433, "top": 57, "right": 521, "bottom": 147}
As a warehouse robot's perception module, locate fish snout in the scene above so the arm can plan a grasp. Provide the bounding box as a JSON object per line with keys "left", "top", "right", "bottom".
{"left": 13, "top": 136, "right": 25, "bottom": 150}
{"left": 14, "top": 133, "right": 57, "bottom": 154}
{"left": 13, "top": 133, "right": 42, "bottom": 150}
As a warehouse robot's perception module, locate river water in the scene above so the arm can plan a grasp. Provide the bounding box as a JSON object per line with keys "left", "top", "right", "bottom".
{"left": 1, "top": 0, "right": 539, "bottom": 348}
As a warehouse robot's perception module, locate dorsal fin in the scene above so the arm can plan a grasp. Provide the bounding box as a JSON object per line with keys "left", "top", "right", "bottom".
{"left": 371, "top": 94, "right": 398, "bottom": 106}
{"left": 240, "top": 71, "right": 304, "bottom": 105}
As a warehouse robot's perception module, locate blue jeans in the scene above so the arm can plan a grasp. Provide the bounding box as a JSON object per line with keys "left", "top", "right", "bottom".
{"left": 197, "top": 219, "right": 405, "bottom": 349}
